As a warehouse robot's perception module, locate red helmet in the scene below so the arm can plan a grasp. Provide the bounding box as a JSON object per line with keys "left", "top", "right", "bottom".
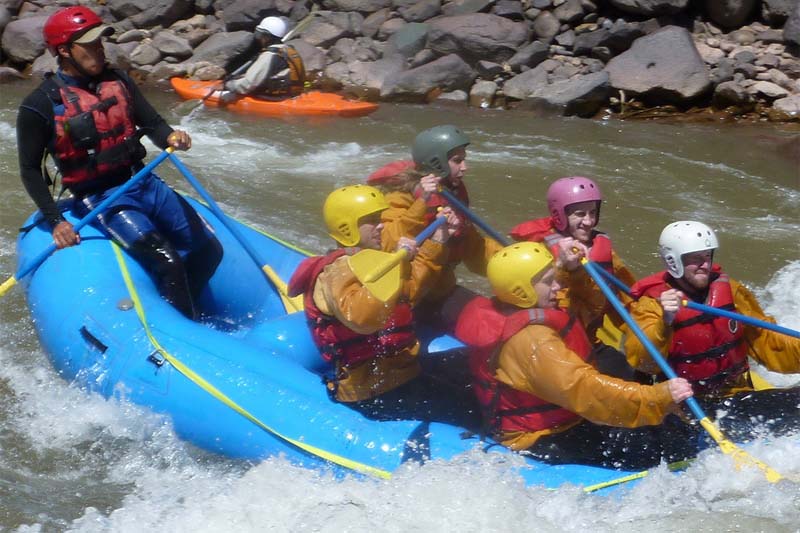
{"left": 43, "top": 6, "right": 110, "bottom": 54}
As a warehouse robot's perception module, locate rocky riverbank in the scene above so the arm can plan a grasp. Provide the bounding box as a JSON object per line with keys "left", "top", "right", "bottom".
{"left": 2, "top": 0, "right": 799, "bottom": 122}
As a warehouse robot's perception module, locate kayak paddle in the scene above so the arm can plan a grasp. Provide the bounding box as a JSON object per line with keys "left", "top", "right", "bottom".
{"left": 0, "top": 148, "right": 173, "bottom": 298}
{"left": 581, "top": 258, "right": 785, "bottom": 483}
{"left": 166, "top": 152, "right": 303, "bottom": 313}
{"left": 348, "top": 216, "right": 447, "bottom": 302}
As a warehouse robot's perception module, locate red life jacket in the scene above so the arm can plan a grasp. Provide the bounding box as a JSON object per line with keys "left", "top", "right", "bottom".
{"left": 631, "top": 268, "right": 748, "bottom": 391}
{"left": 51, "top": 77, "right": 139, "bottom": 187}
{"left": 455, "top": 296, "right": 592, "bottom": 435}
{"left": 510, "top": 216, "right": 614, "bottom": 274}
{"left": 287, "top": 249, "right": 417, "bottom": 367}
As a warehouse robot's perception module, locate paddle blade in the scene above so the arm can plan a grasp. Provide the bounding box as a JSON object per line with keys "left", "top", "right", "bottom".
{"left": 347, "top": 249, "right": 402, "bottom": 303}
{"left": 699, "top": 418, "right": 784, "bottom": 483}
{"left": 262, "top": 264, "right": 304, "bottom": 313}
{"left": 0, "top": 276, "right": 17, "bottom": 297}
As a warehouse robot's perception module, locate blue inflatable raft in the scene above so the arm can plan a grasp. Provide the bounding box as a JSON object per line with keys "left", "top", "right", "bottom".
{"left": 15, "top": 158, "right": 746, "bottom": 494}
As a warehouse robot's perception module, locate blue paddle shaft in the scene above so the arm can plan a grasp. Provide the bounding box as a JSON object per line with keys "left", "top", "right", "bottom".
{"left": 438, "top": 188, "right": 510, "bottom": 246}
{"left": 582, "top": 260, "right": 707, "bottom": 422}
{"left": 167, "top": 152, "right": 267, "bottom": 269}
{"left": 685, "top": 300, "right": 800, "bottom": 339}
{"left": 15, "top": 149, "right": 172, "bottom": 282}
{"left": 415, "top": 216, "right": 446, "bottom": 244}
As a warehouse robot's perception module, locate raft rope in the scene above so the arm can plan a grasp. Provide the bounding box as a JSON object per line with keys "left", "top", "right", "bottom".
{"left": 110, "top": 242, "right": 392, "bottom": 480}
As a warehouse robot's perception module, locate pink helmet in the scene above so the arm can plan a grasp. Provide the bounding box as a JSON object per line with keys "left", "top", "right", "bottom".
{"left": 546, "top": 176, "right": 602, "bottom": 232}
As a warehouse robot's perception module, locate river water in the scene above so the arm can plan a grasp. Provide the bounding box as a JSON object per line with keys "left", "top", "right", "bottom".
{"left": 1, "top": 79, "right": 799, "bottom": 531}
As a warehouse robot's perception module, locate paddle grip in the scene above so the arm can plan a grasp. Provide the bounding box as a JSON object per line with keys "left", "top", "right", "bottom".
{"left": 438, "top": 188, "right": 510, "bottom": 246}
{"left": 415, "top": 216, "right": 447, "bottom": 244}
{"left": 13, "top": 148, "right": 173, "bottom": 284}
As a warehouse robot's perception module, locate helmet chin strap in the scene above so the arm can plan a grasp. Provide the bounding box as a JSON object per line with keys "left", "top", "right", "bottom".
{"left": 62, "top": 45, "right": 103, "bottom": 81}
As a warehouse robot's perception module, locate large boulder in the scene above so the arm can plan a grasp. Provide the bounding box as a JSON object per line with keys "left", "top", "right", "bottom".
{"left": 608, "top": 0, "right": 689, "bottom": 16}
{"left": 704, "top": 0, "right": 757, "bottom": 28}
{"left": 107, "top": 0, "right": 193, "bottom": 29}
{"left": 521, "top": 72, "right": 611, "bottom": 117}
{"left": 426, "top": 13, "right": 530, "bottom": 65}
{"left": 784, "top": 3, "right": 800, "bottom": 47}
{"left": 605, "top": 26, "right": 711, "bottom": 103}
{"left": 1, "top": 14, "right": 47, "bottom": 63}
{"left": 381, "top": 53, "right": 476, "bottom": 101}
{"left": 184, "top": 31, "right": 253, "bottom": 69}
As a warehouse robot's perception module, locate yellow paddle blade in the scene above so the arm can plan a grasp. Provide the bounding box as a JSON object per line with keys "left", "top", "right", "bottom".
{"left": 596, "top": 314, "right": 623, "bottom": 351}
{"left": 750, "top": 370, "right": 774, "bottom": 391}
{"left": 0, "top": 276, "right": 18, "bottom": 297}
{"left": 347, "top": 249, "right": 403, "bottom": 303}
{"left": 262, "top": 264, "right": 304, "bottom": 313}
{"left": 699, "top": 418, "right": 784, "bottom": 483}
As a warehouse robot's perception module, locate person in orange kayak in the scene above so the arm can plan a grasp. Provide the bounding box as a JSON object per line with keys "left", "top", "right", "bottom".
{"left": 455, "top": 242, "right": 698, "bottom": 469}
{"left": 287, "top": 185, "right": 477, "bottom": 424}
{"left": 366, "top": 125, "right": 503, "bottom": 330}
{"left": 625, "top": 221, "right": 800, "bottom": 398}
{"left": 510, "top": 176, "right": 638, "bottom": 379}
{"left": 218, "top": 16, "right": 305, "bottom": 103}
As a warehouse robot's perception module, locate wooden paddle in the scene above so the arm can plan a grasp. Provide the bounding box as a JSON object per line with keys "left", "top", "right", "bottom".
{"left": 581, "top": 258, "right": 785, "bottom": 483}
{"left": 348, "top": 216, "right": 447, "bottom": 302}
{"left": 0, "top": 148, "right": 174, "bottom": 299}
{"left": 166, "top": 152, "right": 304, "bottom": 313}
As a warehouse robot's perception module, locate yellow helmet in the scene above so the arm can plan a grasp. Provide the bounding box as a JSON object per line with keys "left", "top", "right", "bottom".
{"left": 323, "top": 184, "right": 389, "bottom": 246}
{"left": 487, "top": 242, "right": 554, "bottom": 308}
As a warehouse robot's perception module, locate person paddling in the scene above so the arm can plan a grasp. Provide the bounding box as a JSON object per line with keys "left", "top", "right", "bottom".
{"left": 455, "top": 242, "right": 699, "bottom": 470}
{"left": 626, "top": 221, "right": 800, "bottom": 392}
{"left": 217, "top": 16, "right": 305, "bottom": 103}
{"left": 287, "top": 185, "right": 477, "bottom": 425}
{"left": 366, "top": 125, "right": 503, "bottom": 331}
{"left": 17, "top": 6, "right": 222, "bottom": 319}
{"left": 510, "top": 176, "right": 638, "bottom": 379}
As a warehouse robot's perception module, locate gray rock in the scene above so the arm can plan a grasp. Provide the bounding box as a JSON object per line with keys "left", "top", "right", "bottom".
{"left": 131, "top": 41, "right": 162, "bottom": 66}
{"left": 604, "top": 26, "right": 711, "bottom": 102}
{"left": 377, "top": 17, "right": 408, "bottom": 40}
{"left": 784, "top": 3, "right": 800, "bottom": 47}
{"left": 381, "top": 53, "right": 477, "bottom": 101}
{"left": 288, "top": 39, "right": 328, "bottom": 72}
{"left": 523, "top": 71, "right": 610, "bottom": 116}
{"left": 493, "top": 0, "right": 525, "bottom": 20}
{"left": 362, "top": 8, "right": 392, "bottom": 38}
{"left": 533, "top": 10, "right": 561, "bottom": 42}
{"left": 441, "top": 0, "right": 495, "bottom": 17}
{"left": 772, "top": 94, "right": 800, "bottom": 118}
{"left": 1, "top": 14, "right": 47, "bottom": 63}
{"left": 476, "top": 60, "right": 505, "bottom": 77}
{"left": 323, "top": 0, "right": 391, "bottom": 11}
{"left": 762, "top": 0, "right": 795, "bottom": 25}
{"left": 704, "top": 0, "right": 757, "bottom": 29}
{"left": 507, "top": 40, "right": 549, "bottom": 71}
{"left": 347, "top": 54, "right": 408, "bottom": 89}
{"left": 152, "top": 31, "right": 193, "bottom": 59}
{"left": 31, "top": 52, "right": 58, "bottom": 77}
{"left": 437, "top": 89, "right": 470, "bottom": 101}
{"left": 427, "top": 13, "right": 531, "bottom": 64}
{"left": 712, "top": 80, "right": 751, "bottom": 107}
{"left": 469, "top": 79, "right": 498, "bottom": 106}
{"left": 502, "top": 62, "right": 550, "bottom": 99}
{"left": 553, "top": 0, "right": 584, "bottom": 23}
{"left": 0, "top": 65, "right": 23, "bottom": 82}
{"left": 385, "top": 22, "right": 430, "bottom": 57}
{"left": 399, "top": 0, "right": 441, "bottom": 22}
{"left": 186, "top": 30, "right": 253, "bottom": 69}
{"left": 410, "top": 48, "right": 438, "bottom": 67}
{"left": 749, "top": 80, "right": 789, "bottom": 99}
{"left": 711, "top": 58, "right": 735, "bottom": 83}
{"left": 608, "top": 0, "right": 689, "bottom": 16}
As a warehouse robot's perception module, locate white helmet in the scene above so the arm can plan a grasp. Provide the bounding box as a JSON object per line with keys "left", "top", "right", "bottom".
{"left": 255, "top": 16, "right": 287, "bottom": 38}
{"left": 658, "top": 221, "right": 719, "bottom": 279}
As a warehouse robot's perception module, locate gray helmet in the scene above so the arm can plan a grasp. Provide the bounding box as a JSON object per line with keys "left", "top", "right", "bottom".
{"left": 411, "top": 125, "right": 470, "bottom": 179}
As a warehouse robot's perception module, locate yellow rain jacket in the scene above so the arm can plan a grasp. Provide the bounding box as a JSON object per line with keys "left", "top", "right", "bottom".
{"left": 313, "top": 240, "right": 447, "bottom": 401}
{"left": 624, "top": 277, "right": 800, "bottom": 396}
{"left": 494, "top": 324, "right": 678, "bottom": 450}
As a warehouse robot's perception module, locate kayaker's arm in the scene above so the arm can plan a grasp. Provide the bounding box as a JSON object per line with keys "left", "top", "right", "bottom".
{"left": 225, "top": 51, "right": 279, "bottom": 95}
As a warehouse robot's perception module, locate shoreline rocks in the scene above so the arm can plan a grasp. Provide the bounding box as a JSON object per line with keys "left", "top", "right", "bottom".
{"left": 1, "top": 0, "right": 799, "bottom": 122}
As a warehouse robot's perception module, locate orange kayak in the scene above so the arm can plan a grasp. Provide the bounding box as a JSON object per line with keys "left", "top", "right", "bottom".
{"left": 170, "top": 77, "right": 379, "bottom": 118}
